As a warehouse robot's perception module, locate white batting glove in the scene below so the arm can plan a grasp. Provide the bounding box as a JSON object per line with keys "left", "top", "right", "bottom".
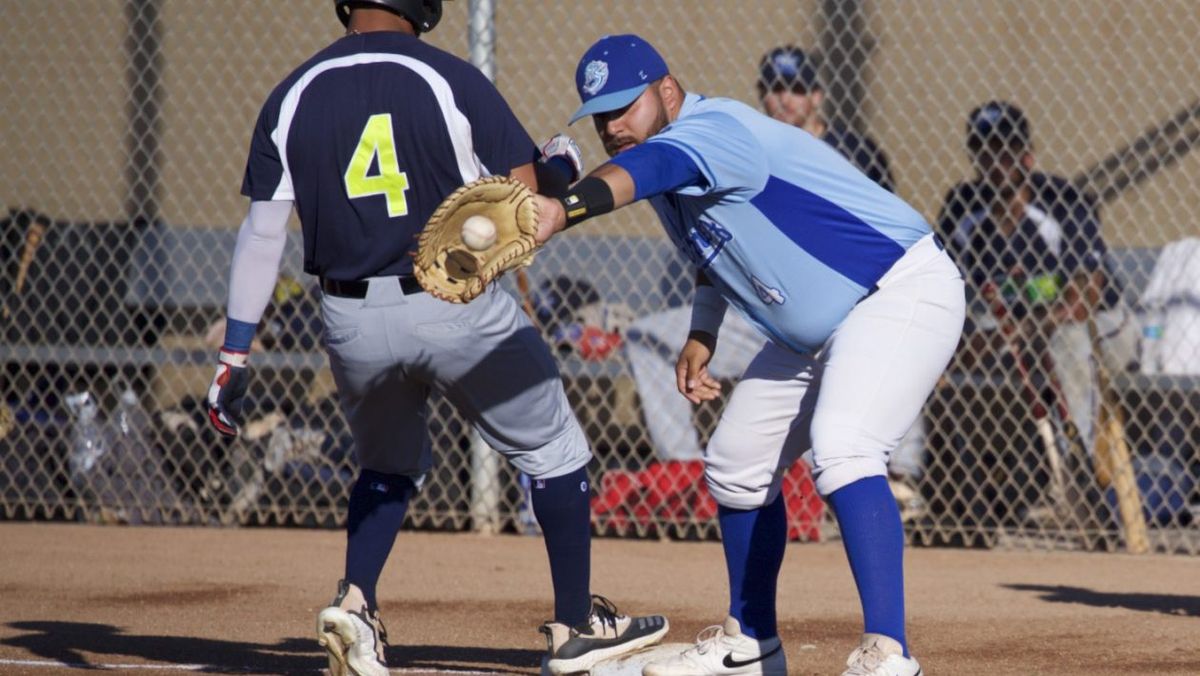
{"left": 539, "top": 134, "right": 584, "bottom": 183}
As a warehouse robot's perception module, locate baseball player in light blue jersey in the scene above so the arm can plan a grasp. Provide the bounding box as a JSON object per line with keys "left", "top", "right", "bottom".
{"left": 534, "top": 35, "right": 965, "bottom": 676}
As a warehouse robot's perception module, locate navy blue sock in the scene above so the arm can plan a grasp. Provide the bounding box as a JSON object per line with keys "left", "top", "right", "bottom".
{"left": 718, "top": 495, "right": 787, "bottom": 640}
{"left": 531, "top": 466, "right": 592, "bottom": 626}
{"left": 827, "top": 475, "right": 908, "bottom": 656}
{"left": 344, "top": 469, "right": 415, "bottom": 610}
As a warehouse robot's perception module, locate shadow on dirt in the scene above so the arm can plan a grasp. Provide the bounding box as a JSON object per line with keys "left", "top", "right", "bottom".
{"left": 2, "top": 621, "right": 543, "bottom": 674}
{"left": 1003, "top": 584, "right": 1200, "bottom": 617}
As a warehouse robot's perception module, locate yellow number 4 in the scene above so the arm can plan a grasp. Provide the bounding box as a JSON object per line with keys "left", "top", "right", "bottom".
{"left": 344, "top": 113, "right": 410, "bottom": 217}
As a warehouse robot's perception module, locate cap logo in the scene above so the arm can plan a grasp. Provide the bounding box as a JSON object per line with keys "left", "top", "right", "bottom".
{"left": 979, "top": 107, "right": 1002, "bottom": 124}
{"left": 773, "top": 53, "right": 799, "bottom": 73}
{"left": 582, "top": 60, "right": 609, "bottom": 96}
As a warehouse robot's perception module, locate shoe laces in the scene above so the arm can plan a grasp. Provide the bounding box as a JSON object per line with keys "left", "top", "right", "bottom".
{"left": 688, "top": 624, "right": 727, "bottom": 657}
{"left": 369, "top": 609, "right": 389, "bottom": 648}
{"left": 844, "top": 643, "right": 886, "bottom": 676}
{"left": 586, "top": 594, "right": 621, "bottom": 634}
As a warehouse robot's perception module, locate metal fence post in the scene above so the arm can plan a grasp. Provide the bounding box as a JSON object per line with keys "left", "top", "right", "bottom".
{"left": 467, "top": 0, "right": 501, "bottom": 534}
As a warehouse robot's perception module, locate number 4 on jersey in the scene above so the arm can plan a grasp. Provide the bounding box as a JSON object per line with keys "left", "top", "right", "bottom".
{"left": 344, "top": 113, "right": 410, "bottom": 217}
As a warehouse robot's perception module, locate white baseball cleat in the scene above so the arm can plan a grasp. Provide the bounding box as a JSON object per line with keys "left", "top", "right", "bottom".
{"left": 540, "top": 595, "right": 669, "bottom": 675}
{"left": 316, "top": 580, "right": 389, "bottom": 676}
{"left": 842, "top": 633, "right": 922, "bottom": 676}
{"left": 641, "top": 617, "right": 787, "bottom": 676}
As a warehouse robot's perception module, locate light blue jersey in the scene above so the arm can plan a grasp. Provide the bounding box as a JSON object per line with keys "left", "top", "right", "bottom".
{"left": 619, "top": 93, "right": 931, "bottom": 353}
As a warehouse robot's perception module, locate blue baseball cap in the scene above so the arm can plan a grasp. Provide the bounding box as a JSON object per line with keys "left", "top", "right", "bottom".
{"left": 569, "top": 34, "right": 669, "bottom": 125}
{"left": 758, "top": 46, "right": 820, "bottom": 91}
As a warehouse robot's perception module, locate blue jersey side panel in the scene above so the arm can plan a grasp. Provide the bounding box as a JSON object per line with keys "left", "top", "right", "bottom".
{"left": 641, "top": 94, "right": 932, "bottom": 352}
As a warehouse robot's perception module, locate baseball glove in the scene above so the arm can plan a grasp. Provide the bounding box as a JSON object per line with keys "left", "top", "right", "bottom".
{"left": 413, "top": 176, "right": 540, "bottom": 303}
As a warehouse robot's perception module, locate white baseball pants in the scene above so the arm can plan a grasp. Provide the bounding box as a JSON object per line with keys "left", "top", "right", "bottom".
{"left": 705, "top": 234, "right": 966, "bottom": 506}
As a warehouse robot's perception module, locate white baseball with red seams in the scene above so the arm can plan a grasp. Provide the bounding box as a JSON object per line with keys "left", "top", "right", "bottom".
{"left": 461, "top": 214, "right": 497, "bottom": 250}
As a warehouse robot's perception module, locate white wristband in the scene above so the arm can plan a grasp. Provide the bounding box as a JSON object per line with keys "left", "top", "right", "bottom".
{"left": 689, "top": 284, "right": 727, "bottom": 337}
{"left": 218, "top": 348, "right": 249, "bottom": 368}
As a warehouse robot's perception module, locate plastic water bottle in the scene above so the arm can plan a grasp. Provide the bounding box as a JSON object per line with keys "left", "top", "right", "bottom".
{"left": 1140, "top": 309, "right": 1164, "bottom": 374}
{"left": 115, "top": 383, "right": 149, "bottom": 441}
{"left": 65, "top": 391, "right": 106, "bottom": 476}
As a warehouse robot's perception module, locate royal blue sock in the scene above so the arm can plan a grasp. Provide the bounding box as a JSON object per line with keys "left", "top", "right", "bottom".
{"left": 531, "top": 466, "right": 592, "bottom": 626}
{"left": 344, "top": 469, "right": 415, "bottom": 610}
{"left": 718, "top": 495, "right": 787, "bottom": 640}
{"left": 827, "top": 475, "right": 908, "bottom": 656}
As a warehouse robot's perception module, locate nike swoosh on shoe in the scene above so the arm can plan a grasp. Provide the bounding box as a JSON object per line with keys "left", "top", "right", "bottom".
{"left": 721, "top": 643, "right": 782, "bottom": 669}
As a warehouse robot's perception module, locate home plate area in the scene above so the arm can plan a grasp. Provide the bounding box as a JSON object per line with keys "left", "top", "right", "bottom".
{"left": 541, "top": 643, "right": 694, "bottom": 676}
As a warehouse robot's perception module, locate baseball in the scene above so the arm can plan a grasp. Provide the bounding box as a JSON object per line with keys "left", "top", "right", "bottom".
{"left": 461, "top": 215, "right": 497, "bottom": 251}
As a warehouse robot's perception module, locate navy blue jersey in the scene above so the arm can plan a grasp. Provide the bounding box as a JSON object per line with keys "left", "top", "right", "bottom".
{"left": 937, "top": 172, "right": 1121, "bottom": 311}
{"left": 242, "top": 32, "right": 536, "bottom": 279}
{"left": 821, "top": 124, "right": 895, "bottom": 192}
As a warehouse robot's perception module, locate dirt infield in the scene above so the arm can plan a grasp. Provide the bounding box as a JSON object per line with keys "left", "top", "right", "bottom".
{"left": 0, "top": 523, "right": 1197, "bottom": 675}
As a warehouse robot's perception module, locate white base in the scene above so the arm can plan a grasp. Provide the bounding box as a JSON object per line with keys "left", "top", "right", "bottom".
{"left": 541, "top": 643, "right": 693, "bottom": 676}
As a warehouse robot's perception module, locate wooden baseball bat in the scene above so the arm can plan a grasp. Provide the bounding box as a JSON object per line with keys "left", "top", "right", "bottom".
{"left": 981, "top": 282, "right": 1071, "bottom": 515}
{"left": 516, "top": 268, "right": 539, "bottom": 327}
{"left": 1026, "top": 313, "right": 1126, "bottom": 548}
{"left": 3, "top": 219, "right": 47, "bottom": 321}
{"left": 1086, "top": 316, "right": 1150, "bottom": 554}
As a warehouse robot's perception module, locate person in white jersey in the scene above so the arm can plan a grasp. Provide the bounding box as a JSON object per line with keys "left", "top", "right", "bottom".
{"left": 533, "top": 34, "right": 964, "bottom": 676}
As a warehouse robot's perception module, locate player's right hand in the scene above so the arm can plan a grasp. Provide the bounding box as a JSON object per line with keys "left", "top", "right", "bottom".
{"left": 533, "top": 194, "right": 567, "bottom": 244}
{"left": 676, "top": 332, "right": 722, "bottom": 404}
{"left": 206, "top": 349, "right": 250, "bottom": 437}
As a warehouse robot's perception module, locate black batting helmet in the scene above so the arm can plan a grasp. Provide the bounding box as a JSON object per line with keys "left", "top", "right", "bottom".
{"left": 334, "top": 0, "right": 444, "bottom": 34}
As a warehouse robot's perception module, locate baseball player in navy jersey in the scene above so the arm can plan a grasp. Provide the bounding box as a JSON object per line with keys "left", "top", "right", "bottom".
{"left": 534, "top": 35, "right": 965, "bottom": 675}
{"left": 205, "top": 5, "right": 665, "bottom": 675}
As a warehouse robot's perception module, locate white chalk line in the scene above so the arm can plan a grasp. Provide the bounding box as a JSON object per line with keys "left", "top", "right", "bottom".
{"left": 0, "top": 657, "right": 513, "bottom": 674}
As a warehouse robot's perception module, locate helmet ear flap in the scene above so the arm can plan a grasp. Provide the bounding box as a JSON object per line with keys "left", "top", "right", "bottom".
{"left": 417, "top": 0, "right": 443, "bottom": 33}
{"left": 334, "top": 0, "right": 352, "bottom": 26}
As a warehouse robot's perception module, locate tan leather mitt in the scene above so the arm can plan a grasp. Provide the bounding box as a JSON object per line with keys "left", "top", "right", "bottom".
{"left": 413, "top": 176, "right": 540, "bottom": 303}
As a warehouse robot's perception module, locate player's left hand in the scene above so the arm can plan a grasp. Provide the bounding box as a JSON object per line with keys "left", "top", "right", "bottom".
{"left": 206, "top": 349, "right": 250, "bottom": 437}
{"left": 676, "top": 332, "right": 722, "bottom": 404}
{"left": 539, "top": 134, "right": 584, "bottom": 183}
{"left": 533, "top": 194, "right": 567, "bottom": 245}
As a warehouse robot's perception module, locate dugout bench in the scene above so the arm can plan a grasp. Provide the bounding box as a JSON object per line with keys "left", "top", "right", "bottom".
{"left": 4, "top": 218, "right": 1196, "bottom": 535}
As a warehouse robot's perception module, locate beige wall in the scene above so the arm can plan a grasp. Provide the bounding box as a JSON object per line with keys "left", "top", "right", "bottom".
{"left": 2, "top": 0, "right": 128, "bottom": 222}
{"left": 869, "top": 0, "right": 1200, "bottom": 246}
{"left": 2, "top": 0, "right": 1196, "bottom": 245}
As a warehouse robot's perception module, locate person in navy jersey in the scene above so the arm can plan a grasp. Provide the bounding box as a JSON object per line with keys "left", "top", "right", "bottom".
{"left": 757, "top": 45, "right": 895, "bottom": 192}
{"left": 536, "top": 34, "right": 965, "bottom": 676}
{"left": 937, "top": 101, "right": 1138, "bottom": 471}
{"left": 205, "top": 3, "right": 666, "bottom": 675}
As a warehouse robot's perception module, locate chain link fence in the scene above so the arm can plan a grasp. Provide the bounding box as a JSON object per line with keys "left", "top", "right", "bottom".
{"left": 2, "top": 1, "right": 1198, "bottom": 552}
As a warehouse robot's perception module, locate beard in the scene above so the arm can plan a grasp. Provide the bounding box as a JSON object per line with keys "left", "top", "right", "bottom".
{"left": 602, "top": 88, "right": 672, "bottom": 157}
